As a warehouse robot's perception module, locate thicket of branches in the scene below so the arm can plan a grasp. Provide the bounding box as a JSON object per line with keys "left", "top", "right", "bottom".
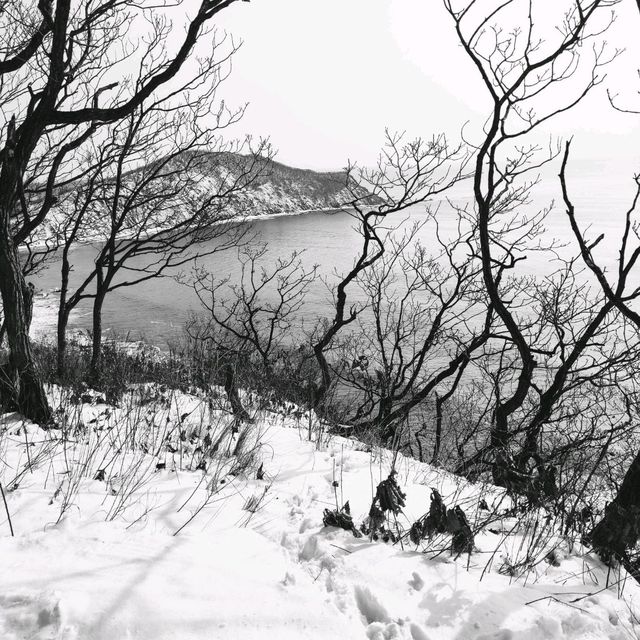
{"left": 191, "top": 0, "right": 640, "bottom": 567}
{"left": 3, "top": 0, "right": 640, "bottom": 571}
{"left": 0, "top": 0, "right": 251, "bottom": 421}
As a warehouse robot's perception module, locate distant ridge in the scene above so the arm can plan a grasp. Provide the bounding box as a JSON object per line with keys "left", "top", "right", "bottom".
{"left": 191, "top": 151, "right": 379, "bottom": 217}
{"left": 32, "top": 152, "right": 380, "bottom": 247}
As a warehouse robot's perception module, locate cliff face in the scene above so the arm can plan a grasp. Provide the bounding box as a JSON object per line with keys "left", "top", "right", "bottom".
{"left": 191, "top": 153, "right": 378, "bottom": 217}
{"left": 29, "top": 153, "right": 379, "bottom": 248}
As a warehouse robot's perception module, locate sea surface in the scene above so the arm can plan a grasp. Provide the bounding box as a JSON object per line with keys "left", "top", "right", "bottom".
{"left": 31, "top": 157, "right": 640, "bottom": 347}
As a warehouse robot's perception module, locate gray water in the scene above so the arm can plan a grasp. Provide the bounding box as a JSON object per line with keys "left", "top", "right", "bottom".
{"left": 32, "top": 158, "right": 640, "bottom": 346}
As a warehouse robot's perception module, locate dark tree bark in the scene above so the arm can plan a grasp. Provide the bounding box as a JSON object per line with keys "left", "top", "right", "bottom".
{"left": 56, "top": 252, "right": 72, "bottom": 379}
{"left": 0, "top": 225, "right": 50, "bottom": 423}
{"left": 23, "top": 282, "right": 34, "bottom": 332}
{"left": 432, "top": 392, "right": 444, "bottom": 465}
{"left": 224, "top": 363, "right": 252, "bottom": 424}
{"left": 56, "top": 308, "right": 70, "bottom": 380}
{"left": 90, "top": 288, "right": 107, "bottom": 381}
{"left": 587, "top": 450, "right": 640, "bottom": 561}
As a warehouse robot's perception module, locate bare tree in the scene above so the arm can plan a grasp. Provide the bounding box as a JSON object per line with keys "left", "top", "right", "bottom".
{"left": 557, "top": 139, "right": 640, "bottom": 558}
{"left": 0, "top": 0, "right": 248, "bottom": 422}
{"left": 187, "top": 133, "right": 473, "bottom": 430}
{"left": 310, "top": 133, "right": 471, "bottom": 422}
{"left": 440, "top": 0, "right": 640, "bottom": 498}
{"left": 190, "top": 245, "right": 318, "bottom": 418}
{"left": 192, "top": 246, "right": 317, "bottom": 371}
{"left": 331, "top": 216, "right": 491, "bottom": 447}
{"left": 52, "top": 60, "right": 272, "bottom": 379}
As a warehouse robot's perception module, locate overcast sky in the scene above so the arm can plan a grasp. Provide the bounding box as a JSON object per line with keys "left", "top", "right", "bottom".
{"left": 209, "top": 0, "right": 640, "bottom": 171}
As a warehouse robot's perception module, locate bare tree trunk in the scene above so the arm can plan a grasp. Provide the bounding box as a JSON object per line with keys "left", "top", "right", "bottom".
{"left": 224, "top": 363, "right": 252, "bottom": 424}
{"left": 432, "top": 392, "right": 444, "bottom": 465}
{"left": 23, "top": 281, "right": 34, "bottom": 332}
{"left": 588, "top": 449, "right": 640, "bottom": 561}
{"left": 377, "top": 396, "right": 395, "bottom": 442}
{"left": 0, "top": 225, "right": 50, "bottom": 423}
{"left": 56, "top": 307, "right": 70, "bottom": 380}
{"left": 56, "top": 247, "right": 73, "bottom": 378}
{"left": 90, "top": 288, "right": 106, "bottom": 381}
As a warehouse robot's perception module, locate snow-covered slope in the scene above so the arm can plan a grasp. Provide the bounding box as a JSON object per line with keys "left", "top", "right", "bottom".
{"left": 0, "top": 386, "right": 638, "bottom": 639}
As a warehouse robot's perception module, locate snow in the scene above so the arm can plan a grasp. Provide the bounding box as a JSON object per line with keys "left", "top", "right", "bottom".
{"left": 0, "top": 386, "right": 639, "bottom": 640}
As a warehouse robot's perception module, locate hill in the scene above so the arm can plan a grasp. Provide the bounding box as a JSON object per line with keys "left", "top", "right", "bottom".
{"left": 30, "top": 153, "right": 380, "bottom": 248}
{"left": 191, "top": 152, "right": 380, "bottom": 218}
{"left": 1, "top": 382, "right": 639, "bottom": 639}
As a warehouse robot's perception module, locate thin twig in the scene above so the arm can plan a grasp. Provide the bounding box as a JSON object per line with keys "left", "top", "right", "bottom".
{"left": 0, "top": 482, "right": 15, "bottom": 537}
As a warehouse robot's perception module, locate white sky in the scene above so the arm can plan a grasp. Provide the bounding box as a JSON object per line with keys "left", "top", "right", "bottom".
{"left": 209, "top": 0, "right": 640, "bottom": 171}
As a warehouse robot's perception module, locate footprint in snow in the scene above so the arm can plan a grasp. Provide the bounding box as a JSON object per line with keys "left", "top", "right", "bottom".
{"left": 353, "top": 584, "right": 390, "bottom": 625}
{"left": 408, "top": 572, "right": 425, "bottom": 591}
{"left": 0, "top": 590, "right": 73, "bottom": 640}
{"left": 365, "top": 620, "right": 433, "bottom": 640}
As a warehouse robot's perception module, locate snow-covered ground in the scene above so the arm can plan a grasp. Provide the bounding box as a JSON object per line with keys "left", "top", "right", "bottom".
{"left": 0, "top": 386, "right": 638, "bottom": 639}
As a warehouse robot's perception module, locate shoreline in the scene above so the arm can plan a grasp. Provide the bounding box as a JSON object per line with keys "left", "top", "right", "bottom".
{"left": 20, "top": 205, "right": 349, "bottom": 255}
{"left": 225, "top": 205, "right": 345, "bottom": 223}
